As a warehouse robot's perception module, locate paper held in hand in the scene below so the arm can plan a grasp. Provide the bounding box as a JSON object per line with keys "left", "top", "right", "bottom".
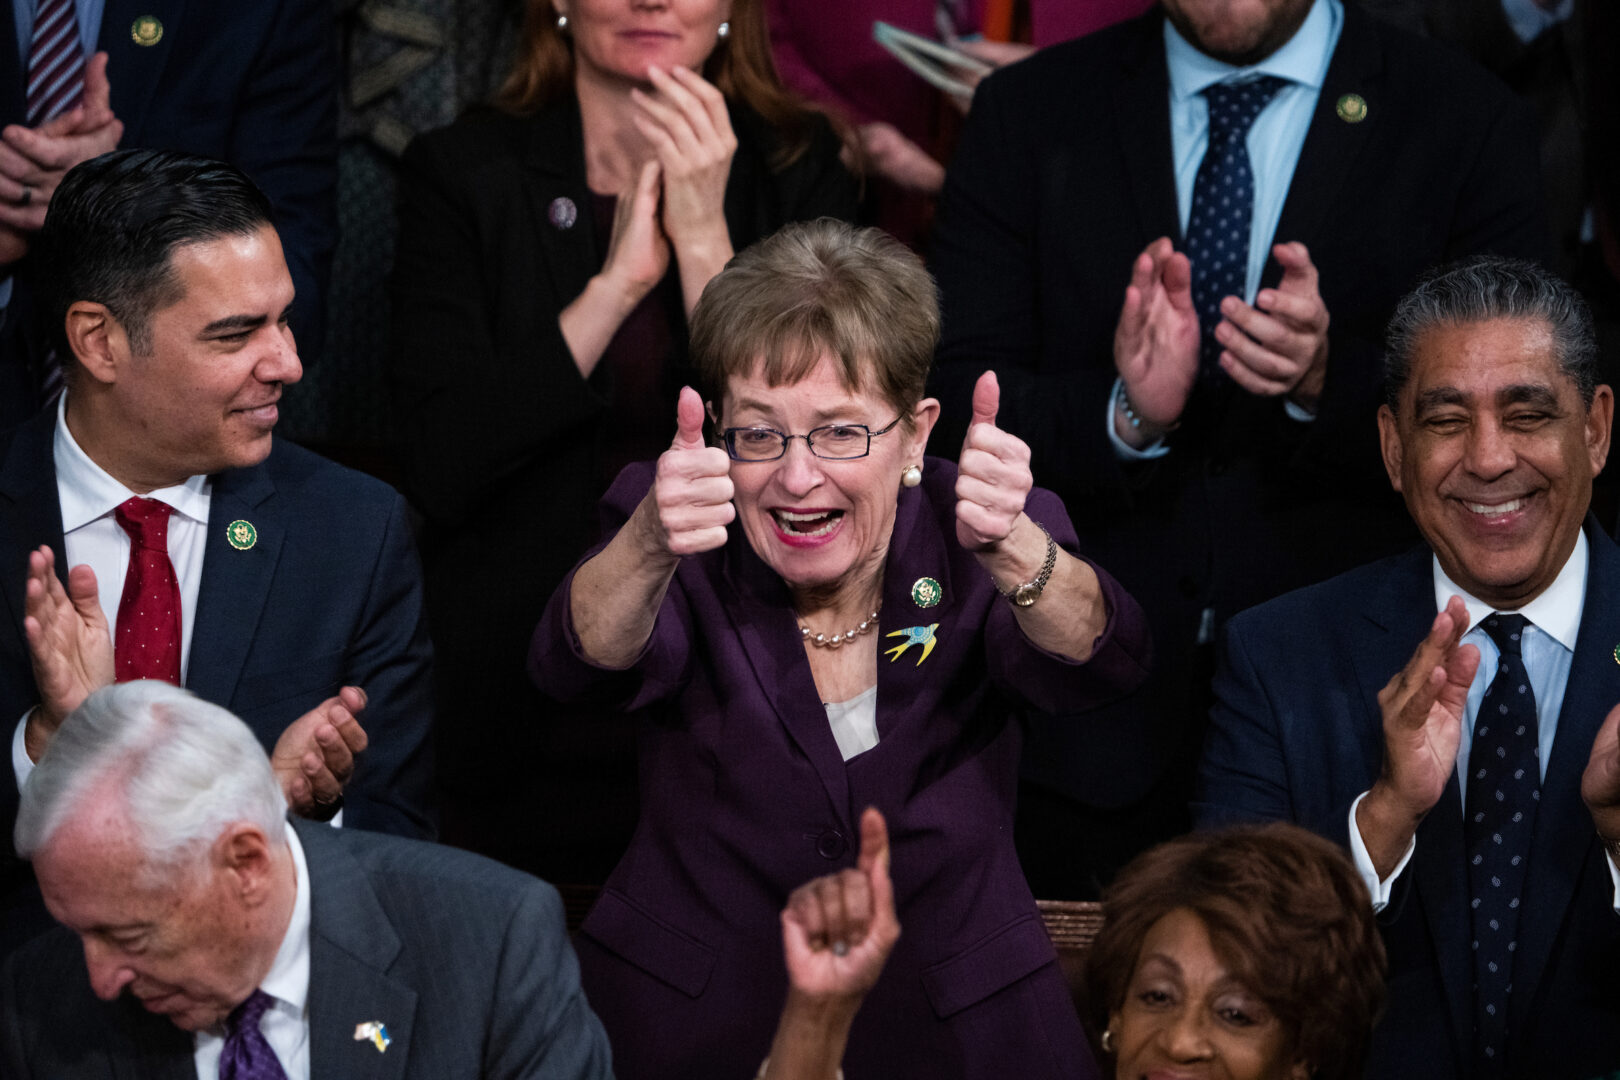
{"left": 872, "top": 20, "right": 992, "bottom": 101}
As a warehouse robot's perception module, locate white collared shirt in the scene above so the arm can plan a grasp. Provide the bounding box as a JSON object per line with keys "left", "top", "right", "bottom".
{"left": 10, "top": 394, "right": 212, "bottom": 787}
{"left": 1348, "top": 531, "right": 1620, "bottom": 909}
{"left": 194, "top": 822, "right": 312, "bottom": 1080}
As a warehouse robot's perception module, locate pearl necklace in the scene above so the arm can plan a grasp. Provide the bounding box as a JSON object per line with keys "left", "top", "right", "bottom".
{"left": 799, "top": 607, "right": 881, "bottom": 649}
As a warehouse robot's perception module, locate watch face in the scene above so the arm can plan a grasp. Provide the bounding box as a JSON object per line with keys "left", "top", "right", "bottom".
{"left": 1013, "top": 584, "right": 1039, "bottom": 607}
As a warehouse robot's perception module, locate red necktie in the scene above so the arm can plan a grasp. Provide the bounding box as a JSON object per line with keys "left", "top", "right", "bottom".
{"left": 25, "top": 0, "right": 84, "bottom": 126}
{"left": 114, "top": 497, "right": 182, "bottom": 685}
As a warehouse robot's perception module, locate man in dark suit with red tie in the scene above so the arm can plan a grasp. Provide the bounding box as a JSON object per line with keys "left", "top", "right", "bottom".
{"left": 0, "top": 149, "right": 433, "bottom": 957}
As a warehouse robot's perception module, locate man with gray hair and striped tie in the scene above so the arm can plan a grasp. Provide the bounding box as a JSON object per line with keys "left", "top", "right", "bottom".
{"left": 0, "top": 680, "right": 614, "bottom": 1080}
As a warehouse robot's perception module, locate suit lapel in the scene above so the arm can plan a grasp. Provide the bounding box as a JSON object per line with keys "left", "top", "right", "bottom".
{"left": 298, "top": 823, "right": 417, "bottom": 1080}
{"left": 1352, "top": 547, "right": 1474, "bottom": 1054}
{"left": 185, "top": 459, "right": 283, "bottom": 707}
{"left": 721, "top": 528, "right": 852, "bottom": 827}
{"left": 522, "top": 99, "right": 600, "bottom": 314}
{"left": 1512, "top": 520, "right": 1620, "bottom": 1021}
{"left": 1109, "top": 15, "right": 1181, "bottom": 245}
{"left": 115, "top": 994, "right": 194, "bottom": 1080}
{"left": 0, "top": 0, "right": 24, "bottom": 125}
{"left": 99, "top": 0, "right": 187, "bottom": 144}
{"left": 1265, "top": 7, "right": 1384, "bottom": 284}
{"left": 0, "top": 411, "right": 68, "bottom": 638}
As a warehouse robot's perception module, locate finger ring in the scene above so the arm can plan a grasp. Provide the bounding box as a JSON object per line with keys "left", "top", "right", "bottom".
{"left": 832, "top": 941, "right": 849, "bottom": 957}
{"left": 16, "top": 186, "right": 30, "bottom": 207}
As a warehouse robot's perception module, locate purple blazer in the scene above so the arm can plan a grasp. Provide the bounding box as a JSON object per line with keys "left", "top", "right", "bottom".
{"left": 532, "top": 457, "right": 1150, "bottom": 1079}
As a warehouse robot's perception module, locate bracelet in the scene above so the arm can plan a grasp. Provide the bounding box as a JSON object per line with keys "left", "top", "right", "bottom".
{"left": 1114, "top": 380, "right": 1179, "bottom": 435}
{"left": 995, "top": 522, "right": 1057, "bottom": 608}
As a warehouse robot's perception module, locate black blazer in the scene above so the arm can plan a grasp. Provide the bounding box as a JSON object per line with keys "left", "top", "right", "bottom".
{"left": 388, "top": 97, "right": 858, "bottom": 824}
{"left": 1196, "top": 520, "right": 1620, "bottom": 1078}
{"left": 0, "top": 0, "right": 339, "bottom": 430}
{"left": 929, "top": 7, "right": 1550, "bottom": 807}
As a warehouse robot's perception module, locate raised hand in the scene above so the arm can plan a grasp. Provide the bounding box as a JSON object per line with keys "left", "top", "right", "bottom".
{"left": 630, "top": 65, "right": 736, "bottom": 255}
{"left": 0, "top": 52, "right": 122, "bottom": 233}
{"left": 597, "top": 158, "right": 670, "bottom": 308}
{"left": 853, "top": 122, "right": 943, "bottom": 195}
{"left": 1113, "top": 237, "right": 1199, "bottom": 444}
{"left": 1215, "top": 241, "right": 1330, "bottom": 411}
{"left": 955, "top": 370, "right": 1033, "bottom": 553}
{"left": 22, "top": 545, "right": 114, "bottom": 762}
{"left": 1582, "top": 703, "right": 1620, "bottom": 850}
{"left": 643, "top": 386, "right": 735, "bottom": 559}
{"left": 781, "top": 807, "right": 900, "bottom": 1001}
{"left": 271, "top": 685, "right": 369, "bottom": 821}
{"left": 1357, "top": 595, "right": 1478, "bottom": 876}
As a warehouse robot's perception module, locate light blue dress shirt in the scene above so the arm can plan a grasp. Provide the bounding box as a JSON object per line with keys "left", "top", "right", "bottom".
{"left": 1164, "top": 0, "right": 1343, "bottom": 304}
{"left": 1500, "top": 0, "right": 1572, "bottom": 44}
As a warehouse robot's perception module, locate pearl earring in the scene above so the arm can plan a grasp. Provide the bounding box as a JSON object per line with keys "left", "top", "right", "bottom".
{"left": 901, "top": 465, "right": 922, "bottom": 488}
{"left": 556, "top": 14, "right": 568, "bottom": 31}
{"left": 717, "top": 20, "right": 730, "bottom": 39}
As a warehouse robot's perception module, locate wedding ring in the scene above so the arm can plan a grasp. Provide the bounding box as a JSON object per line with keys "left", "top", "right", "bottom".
{"left": 16, "top": 186, "right": 31, "bottom": 207}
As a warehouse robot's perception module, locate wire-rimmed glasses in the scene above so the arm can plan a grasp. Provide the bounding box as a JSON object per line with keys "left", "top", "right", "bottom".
{"left": 721, "top": 415, "right": 905, "bottom": 462}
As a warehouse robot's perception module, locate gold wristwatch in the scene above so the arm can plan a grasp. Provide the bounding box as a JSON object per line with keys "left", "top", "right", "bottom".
{"left": 996, "top": 523, "right": 1057, "bottom": 607}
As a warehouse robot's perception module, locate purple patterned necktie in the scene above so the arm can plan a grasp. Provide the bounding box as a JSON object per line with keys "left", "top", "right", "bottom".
{"left": 218, "top": 990, "right": 288, "bottom": 1080}
{"left": 25, "top": 0, "right": 84, "bottom": 126}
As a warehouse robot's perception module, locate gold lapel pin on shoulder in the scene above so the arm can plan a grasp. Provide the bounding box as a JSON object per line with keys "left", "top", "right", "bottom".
{"left": 354, "top": 1021, "right": 392, "bottom": 1053}
{"left": 911, "top": 577, "right": 942, "bottom": 609}
{"left": 1336, "top": 93, "right": 1368, "bottom": 123}
{"left": 226, "top": 520, "right": 257, "bottom": 551}
{"left": 131, "top": 16, "right": 163, "bottom": 46}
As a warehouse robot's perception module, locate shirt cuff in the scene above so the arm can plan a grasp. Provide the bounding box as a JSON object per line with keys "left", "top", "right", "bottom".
{"left": 1106, "top": 378, "right": 1170, "bottom": 461}
{"left": 1282, "top": 397, "right": 1317, "bottom": 423}
{"left": 1607, "top": 843, "right": 1620, "bottom": 913}
{"left": 1348, "top": 789, "right": 1415, "bottom": 912}
{"left": 12, "top": 710, "right": 36, "bottom": 792}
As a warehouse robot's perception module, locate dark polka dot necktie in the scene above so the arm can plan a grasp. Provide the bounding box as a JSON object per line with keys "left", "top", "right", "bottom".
{"left": 1185, "top": 76, "right": 1287, "bottom": 376}
{"left": 218, "top": 989, "right": 288, "bottom": 1080}
{"left": 113, "top": 497, "right": 182, "bottom": 685}
{"left": 1465, "top": 612, "right": 1540, "bottom": 1077}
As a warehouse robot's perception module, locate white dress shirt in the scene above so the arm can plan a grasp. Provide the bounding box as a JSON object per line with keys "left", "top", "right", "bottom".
{"left": 194, "top": 822, "right": 313, "bottom": 1080}
{"left": 1348, "top": 530, "right": 1620, "bottom": 909}
{"left": 824, "top": 685, "right": 879, "bottom": 761}
{"left": 11, "top": 394, "right": 211, "bottom": 786}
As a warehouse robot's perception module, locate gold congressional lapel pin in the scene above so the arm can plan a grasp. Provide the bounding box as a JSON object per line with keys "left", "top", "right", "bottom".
{"left": 1612, "top": 642, "right": 1620, "bottom": 666}
{"left": 130, "top": 16, "right": 163, "bottom": 46}
{"left": 225, "top": 520, "right": 257, "bottom": 551}
{"left": 354, "top": 1021, "right": 392, "bottom": 1052}
{"left": 1335, "top": 93, "right": 1368, "bottom": 123}
{"left": 885, "top": 624, "right": 939, "bottom": 666}
{"left": 910, "top": 577, "right": 942, "bottom": 609}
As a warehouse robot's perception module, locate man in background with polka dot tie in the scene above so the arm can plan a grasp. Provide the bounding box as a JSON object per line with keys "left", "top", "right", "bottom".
{"left": 1197, "top": 257, "right": 1620, "bottom": 1078}
{"left": 0, "top": 149, "right": 434, "bottom": 959}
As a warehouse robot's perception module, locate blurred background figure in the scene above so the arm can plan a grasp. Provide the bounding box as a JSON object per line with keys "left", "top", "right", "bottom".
{"left": 389, "top": 0, "right": 857, "bottom": 886}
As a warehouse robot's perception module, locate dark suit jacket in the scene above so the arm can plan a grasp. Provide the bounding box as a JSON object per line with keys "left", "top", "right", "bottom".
{"left": 928, "top": 6, "right": 1551, "bottom": 814}
{"left": 389, "top": 97, "right": 857, "bottom": 872}
{"left": 0, "top": 0, "right": 338, "bottom": 430}
{"left": 1195, "top": 519, "right": 1620, "bottom": 1079}
{"left": 0, "top": 821, "right": 614, "bottom": 1079}
{"left": 532, "top": 458, "right": 1151, "bottom": 1080}
{"left": 0, "top": 408, "right": 435, "bottom": 951}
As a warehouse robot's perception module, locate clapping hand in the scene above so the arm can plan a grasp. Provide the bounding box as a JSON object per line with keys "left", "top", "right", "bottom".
{"left": 598, "top": 159, "right": 671, "bottom": 307}
{"left": 955, "top": 370, "right": 1033, "bottom": 553}
{"left": 1113, "top": 237, "right": 1199, "bottom": 443}
{"left": 1582, "top": 703, "right": 1620, "bottom": 849}
{"left": 781, "top": 807, "right": 901, "bottom": 1001}
{"left": 644, "top": 386, "right": 735, "bottom": 559}
{"left": 0, "top": 52, "right": 122, "bottom": 236}
{"left": 272, "top": 685, "right": 369, "bottom": 821}
{"left": 631, "top": 65, "right": 736, "bottom": 256}
{"left": 1214, "top": 241, "right": 1330, "bottom": 411}
{"left": 22, "top": 545, "right": 114, "bottom": 761}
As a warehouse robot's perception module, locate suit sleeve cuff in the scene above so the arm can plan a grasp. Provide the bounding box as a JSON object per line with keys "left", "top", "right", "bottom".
{"left": 13, "top": 711, "right": 35, "bottom": 791}
{"left": 1349, "top": 789, "right": 1415, "bottom": 912}
{"left": 1106, "top": 378, "right": 1170, "bottom": 461}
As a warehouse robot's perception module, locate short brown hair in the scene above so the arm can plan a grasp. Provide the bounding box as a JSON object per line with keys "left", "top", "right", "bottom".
{"left": 495, "top": 0, "right": 823, "bottom": 168}
{"left": 1084, "top": 824, "right": 1387, "bottom": 1080}
{"left": 690, "top": 219, "right": 938, "bottom": 421}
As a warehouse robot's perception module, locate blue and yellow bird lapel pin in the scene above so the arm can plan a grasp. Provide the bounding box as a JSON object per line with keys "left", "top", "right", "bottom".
{"left": 354, "top": 1021, "right": 392, "bottom": 1053}
{"left": 885, "top": 623, "right": 939, "bottom": 665}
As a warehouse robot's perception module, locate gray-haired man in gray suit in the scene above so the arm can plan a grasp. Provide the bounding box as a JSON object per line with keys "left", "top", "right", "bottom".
{"left": 0, "top": 681, "right": 614, "bottom": 1079}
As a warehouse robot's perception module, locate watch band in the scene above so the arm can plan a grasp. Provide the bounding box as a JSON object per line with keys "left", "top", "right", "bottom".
{"left": 996, "top": 523, "right": 1057, "bottom": 607}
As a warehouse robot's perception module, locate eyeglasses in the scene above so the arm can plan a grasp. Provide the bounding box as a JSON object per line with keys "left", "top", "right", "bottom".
{"left": 721, "top": 415, "right": 905, "bottom": 462}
